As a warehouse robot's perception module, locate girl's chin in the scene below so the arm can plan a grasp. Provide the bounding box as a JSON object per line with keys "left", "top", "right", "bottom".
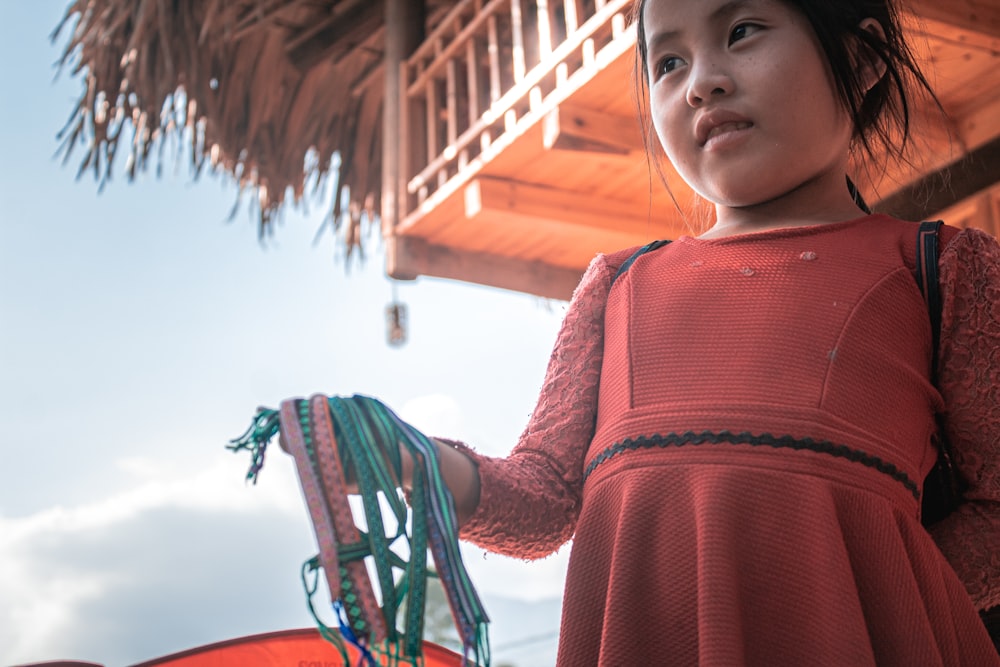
{"left": 691, "top": 188, "right": 774, "bottom": 210}
{"left": 694, "top": 179, "right": 807, "bottom": 210}
{"left": 684, "top": 174, "right": 778, "bottom": 208}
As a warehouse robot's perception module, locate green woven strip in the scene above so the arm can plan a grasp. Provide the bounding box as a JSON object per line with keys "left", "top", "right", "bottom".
{"left": 387, "top": 407, "right": 490, "bottom": 667}
{"left": 347, "top": 395, "right": 489, "bottom": 666}
{"left": 328, "top": 397, "right": 403, "bottom": 641}
{"left": 304, "top": 396, "right": 384, "bottom": 645}
{"left": 347, "top": 398, "right": 430, "bottom": 659}
{"left": 231, "top": 394, "right": 490, "bottom": 666}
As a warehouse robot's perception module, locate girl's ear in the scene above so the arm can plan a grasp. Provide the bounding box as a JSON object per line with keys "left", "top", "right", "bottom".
{"left": 856, "top": 18, "right": 889, "bottom": 93}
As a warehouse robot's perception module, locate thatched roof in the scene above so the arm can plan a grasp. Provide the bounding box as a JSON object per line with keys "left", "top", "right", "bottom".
{"left": 53, "top": 0, "right": 458, "bottom": 240}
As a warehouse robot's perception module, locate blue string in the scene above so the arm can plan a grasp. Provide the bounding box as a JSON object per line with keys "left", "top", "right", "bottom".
{"left": 334, "top": 599, "right": 378, "bottom": 667}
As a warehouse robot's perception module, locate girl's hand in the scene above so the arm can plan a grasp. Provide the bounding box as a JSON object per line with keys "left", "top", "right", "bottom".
{"left": 400, "top": 438, "right": 482, "bottom": 527}
{"left": 326, "top": 435, "right": 480, "bottom": 527}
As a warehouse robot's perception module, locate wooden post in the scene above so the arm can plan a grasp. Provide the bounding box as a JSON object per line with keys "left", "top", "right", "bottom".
{"left": 537, "top": 0, "right": 553, "bottom": 57}
{"left": 511, "top": 0, "right": 527, "bottom": 82}
{"left": 382, "top": 0, "right": 425, "bottom": 238}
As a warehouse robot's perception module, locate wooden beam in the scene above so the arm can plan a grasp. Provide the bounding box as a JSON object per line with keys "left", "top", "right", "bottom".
{"left": 874, "top": 133, "right": 1000, "bottom": 220}
{"left": 543, "top": 103, "right": 644, "bottom": 155}
{"left": 953, "top": 89, "right": 1000, "bottom": 151}
{"left": 905, "top": 0, "right": 1000, "bottom": 39}
{"left": 386, "top": 235, "right": 584, "bottom": 300}
{"left": 382, "top": 0, "right": 425, "bottom": 234}
{"left": 464, "top": 176, "right": 681, "bottom": 238}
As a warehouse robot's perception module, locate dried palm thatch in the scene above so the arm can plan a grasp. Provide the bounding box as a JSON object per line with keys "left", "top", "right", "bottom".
{"left": 53, "top": 0, "right": 456, "bottom": 249}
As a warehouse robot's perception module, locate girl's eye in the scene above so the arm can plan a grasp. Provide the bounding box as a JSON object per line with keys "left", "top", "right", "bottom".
{"left": 654, "top": 56, "right": 683, "bottom": 79}
{"left": 728, "top": 22, "right": 761, "bottom": 45}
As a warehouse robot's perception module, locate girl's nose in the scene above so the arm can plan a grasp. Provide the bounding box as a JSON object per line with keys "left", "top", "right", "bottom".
{"left": 686, "top": 62, "right": 734, "bottom": 106}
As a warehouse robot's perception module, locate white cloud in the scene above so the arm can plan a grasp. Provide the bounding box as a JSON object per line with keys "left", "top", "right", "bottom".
{"left": 0, "top": 451, "right": 310, "bottom": 665}
{"left": 0, "top": 441, "right": 566, "bottom": 666}
{"left": 2, "top": 452, "right": 301, "bottom": 543}
{"left": 399, "top": 393, "right": 466, "bottom": 438}
{"left": 461, "top": 543, "right": 569, "bottom": 602}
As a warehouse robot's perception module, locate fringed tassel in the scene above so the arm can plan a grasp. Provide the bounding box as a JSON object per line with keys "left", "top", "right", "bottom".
{"left": 227, "top": 408, "right": 280, "bottom": 483}
{"left": 302, "top": 556, "right": 352, "bottom": 665}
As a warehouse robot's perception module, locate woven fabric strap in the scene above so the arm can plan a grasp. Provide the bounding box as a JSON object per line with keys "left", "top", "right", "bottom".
{"left": 229, "top": 394, "right": 490, "bottom": 667}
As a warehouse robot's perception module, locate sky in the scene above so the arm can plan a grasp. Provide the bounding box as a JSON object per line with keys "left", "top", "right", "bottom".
{"left": 0, "top": 3, "right": 573, "bottom": 664}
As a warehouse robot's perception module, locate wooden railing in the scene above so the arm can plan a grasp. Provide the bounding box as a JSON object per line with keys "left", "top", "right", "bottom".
{"left": 400, "top": 0, "right": 635, "bottom": 219}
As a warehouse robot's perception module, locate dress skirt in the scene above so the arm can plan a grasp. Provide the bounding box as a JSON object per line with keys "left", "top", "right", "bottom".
{"left": 556, "top": 446, "right": 999, "bottom": 666}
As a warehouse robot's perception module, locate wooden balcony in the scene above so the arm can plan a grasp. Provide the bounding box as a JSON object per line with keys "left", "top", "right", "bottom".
{"left": 384, "top": 0, "right": 1000, "bottom": 299}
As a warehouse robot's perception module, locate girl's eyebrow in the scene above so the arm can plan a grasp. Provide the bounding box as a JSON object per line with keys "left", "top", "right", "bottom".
{"left": 646, "top": 0, "right": 760, "bottom": 50}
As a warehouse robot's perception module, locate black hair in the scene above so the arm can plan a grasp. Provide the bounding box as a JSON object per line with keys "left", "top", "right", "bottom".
{"left": 631, "top": 0, "right": 945, "bottom": 210}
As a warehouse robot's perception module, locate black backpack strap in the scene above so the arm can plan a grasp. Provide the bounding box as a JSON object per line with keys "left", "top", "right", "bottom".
{"left": 914, "top": 220, "right": 966, "bottom": 525}
{"left": 915, "top": 223, "right": 992, "bottom": 640}
{"left": 915, "top": 220, "right": 944, "bottom": 376}
{"left": 611, "top": 239, "right": 671, "bottom": 286}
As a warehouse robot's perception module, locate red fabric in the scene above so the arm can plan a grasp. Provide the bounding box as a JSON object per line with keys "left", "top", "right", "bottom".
{"left": 457, "top": 215, "right": 1000, "bottom": 666}
{"left": 125, "top": 628, "right": 462, "bottom": 666}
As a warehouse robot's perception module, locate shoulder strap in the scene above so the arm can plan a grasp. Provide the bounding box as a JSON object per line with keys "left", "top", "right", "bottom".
{"left": 611, "top": 239, "right": 672, "bottom": 286}
{"left": 914, "top": 220, "right": 967, "bottom": 525}
{"left": 915, "top": 220, "right": 943, "bottom": 378}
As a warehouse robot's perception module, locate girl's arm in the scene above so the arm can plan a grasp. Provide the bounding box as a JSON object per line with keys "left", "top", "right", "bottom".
{"left": 928, "top": 227, "right": 1000, "bottom": 612}
{"left": 396, "top": 434, "right": 481, "bottom": 526}
{"left": 426, "top": 251, "right": 620, "bottom": 560}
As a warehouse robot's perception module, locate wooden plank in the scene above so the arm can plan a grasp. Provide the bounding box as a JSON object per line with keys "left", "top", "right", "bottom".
{"left": 409, "top": 0, "right": 498, "bottom": 66}
{"left": 543, "top": 103, "right": 643, "bottom": 154}
{"left": 874, "top": 133, "right": 1000, "bottom": 221}
{"left": 913, "top": 14, "right": 1000, "bottom": 52}
{"left": 464, "top": 176, "right": 674, "bottom": 237}
{"left": 537, "top": 0, "right": 553, "bottom": 56}
{"left": 426, "top": 78, "right": 439, "bottom": 162}
{"left": 446, "top": 57, "right": 458, "bottom": 144}
{"left": 920, "top": 38, "right": 1000, "bottom": 114}
{"left": 953, "top": 89, "right": 1000, "bottom": 150}
{"left": 563, "top": 0, "right": 583, "bottom": 34}
{"left": 935, "top": 187, "right": 999, "bottom": 235}
{"left": 487, "top": 15, "right": 502, "bottom": 102}
{"left": 386, "top": 235, "right": 583, "bottom": 299}
{"left": 905, "top": 0, "right": 1000, "bottom": 39}
{"left": 408, "top": 0, "right": 508, "bottom": 94}
{"left": 382, "top": 0, "right": 425, "bottom": 234}
{"left": 466, "top": 39, "right": 480, "bottom": 123}
{"left": 407, "top": 0, "right": 635, "bottom": 193}
{"left": 511, "top": 0, "right": 527, "bottom": 82}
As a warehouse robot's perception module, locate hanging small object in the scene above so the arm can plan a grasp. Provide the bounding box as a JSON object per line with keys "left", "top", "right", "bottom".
{"left": 386, "top": 301, "right": 408, "bottom": 347}
{"left": 386, "top": 281, "right": 408, "bottom": 347}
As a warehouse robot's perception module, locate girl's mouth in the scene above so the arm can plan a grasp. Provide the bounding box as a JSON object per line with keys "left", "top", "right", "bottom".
{"left": 703, "top": 121, "right": 754, "bottom": 149}
{"left": 706, "top": 121, "right": 753, "bottom": 141}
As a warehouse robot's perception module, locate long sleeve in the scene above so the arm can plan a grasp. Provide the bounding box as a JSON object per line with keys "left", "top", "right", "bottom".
{"left": 453, "top": 251, "right": 623, "bottom": 559}
{"left": 928, "top": 227, "right": 1000, "bottom": 612}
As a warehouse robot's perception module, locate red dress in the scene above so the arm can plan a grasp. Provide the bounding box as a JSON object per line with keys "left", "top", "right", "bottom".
{"left": 455, "top": 215, "right": 1000, "bottom": 666}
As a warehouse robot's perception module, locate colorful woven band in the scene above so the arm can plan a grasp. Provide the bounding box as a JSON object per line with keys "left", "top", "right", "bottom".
{"left": 229, "top": 394, "right": 490, "bottom": 667}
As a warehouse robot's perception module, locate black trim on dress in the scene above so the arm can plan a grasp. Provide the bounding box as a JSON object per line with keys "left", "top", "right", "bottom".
{"left": 583, "top": 430, "right": 920, "bottom": 499}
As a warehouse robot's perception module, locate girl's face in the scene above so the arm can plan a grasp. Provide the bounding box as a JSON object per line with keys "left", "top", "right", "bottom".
{"left": 643, "top": 0, "right": 855, "bottom": 216}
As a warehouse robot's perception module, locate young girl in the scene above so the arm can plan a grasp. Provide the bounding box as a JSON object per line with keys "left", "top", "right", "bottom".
{"left": 392, "top": 0, "right": 1000, "bottom": 663}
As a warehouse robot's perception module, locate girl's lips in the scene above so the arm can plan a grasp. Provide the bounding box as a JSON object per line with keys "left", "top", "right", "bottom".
{"left": 695, "top": 111, "right": 754, "bottom": 147}
{"left": 706, "top": 121, "right": 753, "bottom": 141}
{"left": 703, "top": 121, "right": 754, "bottom": 150}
